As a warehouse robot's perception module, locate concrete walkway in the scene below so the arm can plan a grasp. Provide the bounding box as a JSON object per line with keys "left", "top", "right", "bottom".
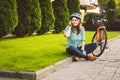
{"left": 41, "top": 36, "right": 120, "bottom": 80}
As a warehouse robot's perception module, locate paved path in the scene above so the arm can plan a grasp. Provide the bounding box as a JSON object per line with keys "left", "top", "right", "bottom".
{"left": 41, "top": 36, "right": 120, "bottom": 80}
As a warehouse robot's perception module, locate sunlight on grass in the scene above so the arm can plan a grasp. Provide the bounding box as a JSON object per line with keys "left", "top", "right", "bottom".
{"left": 0, "top": 31, "right": 120, "bottom": 71}
{"left": 0, "top": 34, "right": 68, "bottom": 71}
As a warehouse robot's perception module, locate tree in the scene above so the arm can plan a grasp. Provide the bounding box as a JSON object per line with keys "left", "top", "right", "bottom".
{"left": 67, "top": 0, "right": 80, "bottom": 15}
{"left": 0, "top": 0, "right": 18, "bottom": 37}
{"left": 13, "top": 0, "right": 42, "bottom": 37}
{"left": 52, "top": 0, "right": 69, "bottom": 33}
{"left": 115, "top": 0, "right": 120, "bottom": 18}
{"left": 98, "top": 0, "right": 110, "bottom": 10}
{"left": 37, "top": 0, "right": 55, "bottom": 35}
{"left": 106, "top": 0, "right": 116, "bottom": 23}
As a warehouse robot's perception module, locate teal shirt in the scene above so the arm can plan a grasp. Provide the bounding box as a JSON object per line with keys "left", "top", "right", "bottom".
{"left": 64, "top": 25, "right": 86, "bottom": 48}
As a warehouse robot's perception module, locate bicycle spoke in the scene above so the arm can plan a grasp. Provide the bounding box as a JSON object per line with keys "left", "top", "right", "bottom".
{"left": 92, "top": 29, "right": 107, "bottom": 57}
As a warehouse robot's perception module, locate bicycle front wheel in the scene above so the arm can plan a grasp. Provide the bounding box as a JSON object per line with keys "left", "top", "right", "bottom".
{"left": 92, "top": 29, "right": 107, "bottom": 57}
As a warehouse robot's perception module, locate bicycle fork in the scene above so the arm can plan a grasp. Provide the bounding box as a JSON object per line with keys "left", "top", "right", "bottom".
{"left": 96, "top": 26, "right": 106, "bottom": 42}
{"left": 96, "top": 26, "right": 111, "bottom": 51}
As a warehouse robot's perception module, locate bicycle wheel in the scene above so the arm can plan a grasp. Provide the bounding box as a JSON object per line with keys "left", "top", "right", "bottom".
{"left": 92, "top": 29, "right": 107, "bottom": 57}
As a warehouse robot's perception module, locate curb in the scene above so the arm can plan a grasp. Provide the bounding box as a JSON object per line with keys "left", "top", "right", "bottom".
{"left": 108, "top": 35, "right": 120, "bottom": 42}
{"left": 0, "top": 70, "right": 35, "bottom": 80}
{"left": 36, "top": 57, "right": 72, "bottom": 80}
{"left": 0, "top": 57, "right": 72, "bottom": 80}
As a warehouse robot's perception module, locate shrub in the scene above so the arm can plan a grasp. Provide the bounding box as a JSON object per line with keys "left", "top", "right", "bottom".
{"left": 67, "top": 0, "right": 80, "bottom": 15}
{"left": 13, "top": 0, "right": 42, "bottom": 37}
{"left": 0, "top": 0, "right": 18, "bottom": 37}
{"left": 83, "top": 13, "right": 100, "bottom": 31}
{"left": 115, "top": 0, "right": 120, "bottom": 17}
{"left": 52, "top": 0, "right": 69, "bottom": 33}
{"left": 106, "top": 0, "right": 116, "bottom": 23}
{"left": 37, "top": 0, "right": 55, "bottom": 35}
{"left": 98, "top": 0, "right": 110, "bottom": 10}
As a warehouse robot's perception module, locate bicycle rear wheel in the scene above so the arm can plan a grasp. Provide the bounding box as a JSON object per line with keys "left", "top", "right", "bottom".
{"left": 92, "top": 29, "right": 107, "bottom": 57}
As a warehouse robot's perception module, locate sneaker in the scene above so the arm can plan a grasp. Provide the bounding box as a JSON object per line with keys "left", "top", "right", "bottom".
{"left": 88, "top": 55, "right": 97, "bottom": 61}
{"left": 74, "top": 56, "right": 81, "bottom": 61}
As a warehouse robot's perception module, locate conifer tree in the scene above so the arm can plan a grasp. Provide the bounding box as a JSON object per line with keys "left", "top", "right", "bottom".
{"left": 106, "top": 0, "right": 116, "bottom": 23}
{"left": 0, "top": 0, "right": 18, "bottom": 37}
{"left": 37, "top": 0, "right": 55, "bottom": 35}
{"left": 52, "top": 0, "right": 69, "bottom": 33}
{"left": 13, "top": 0, "right": 42, "bottom": 37}
{"left": 67, "top": 0, "right": 80, "bottom": 15}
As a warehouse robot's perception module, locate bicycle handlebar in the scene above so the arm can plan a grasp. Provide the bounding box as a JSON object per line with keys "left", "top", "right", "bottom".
{"left": 96, "top": 19, "right": 108, "bottom": 26}
{"left": 93, "top": 9, "right": 115, "bottom": 26}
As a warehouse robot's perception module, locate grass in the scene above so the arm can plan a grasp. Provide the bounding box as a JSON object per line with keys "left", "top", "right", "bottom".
{"left": 0, "top": 31, "right": 120, "bottom": 71}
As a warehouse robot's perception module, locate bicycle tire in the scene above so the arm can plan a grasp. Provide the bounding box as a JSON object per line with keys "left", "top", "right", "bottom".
{"left": 92, "top": 29, "right": 107, "bottom": 57}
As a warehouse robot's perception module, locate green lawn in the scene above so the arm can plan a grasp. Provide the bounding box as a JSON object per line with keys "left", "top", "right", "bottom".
{"left": 0, "top": 31, "right": 120, "bottom": 71}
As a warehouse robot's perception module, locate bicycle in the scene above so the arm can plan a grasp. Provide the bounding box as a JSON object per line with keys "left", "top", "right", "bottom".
{"left": 91, "top": 9, "right": 115, "bottom": 57}
{"left": 92, "top": 18, "right": 107, "bottom": 57}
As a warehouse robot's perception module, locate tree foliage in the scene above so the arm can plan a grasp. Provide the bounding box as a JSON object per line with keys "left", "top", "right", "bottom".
{"left": 0, "top": 0, "right": 18, "bottom": 37}
{"left": 67, "top": 0, "right": 80, "bottom": 15}
{"left": 37, "top": 0, "right": 55, "bottom": 35}
{"left": 52, "top": 0, "right": 69, "bottom": 33}
{"left": 98, "top": 0, "right": 110, "bottom": 10}
{"left": 13, "top": 0, "right": 42, "bottom": 37}
{"left": 115, "top": 0, "right": 120, "bottom": 18}
{"left": 106, "top": 0, "right": 116, "bottom": 23}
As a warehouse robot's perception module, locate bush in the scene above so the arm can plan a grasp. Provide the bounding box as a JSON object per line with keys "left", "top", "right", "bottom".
{"left": 0, "top": 0, "right": 18, "bottom": 37}
{"left": 117, "top": 15, "right": 120, "bottom": 19}
{"left": 98, "top": 0, "right": 110, "bottom": 10}
{"left": 13, "top": 0, "right": 42, "bottom": 37}
{"left": 67, "top": 0, "right": 80, "bottom": 15}
{"left": 107, "top": 19, "right": 120, "bottom": 31}
{"left": 115, "top": 0, "right": 120, "bottom": 17}
{"left": 83, "top": 13, "right": 100, "bottom": 31}
{"left": 37, "top": 0, "right": 55, "bottom": 35}
{"left": 52, "top": 0, "right": 69, "bottom": 33}
{"left": 106, "top": 0, "right": 120, "bottom": 31}
{"left": 106, "top": 0, "right": 116, "bottom": 24}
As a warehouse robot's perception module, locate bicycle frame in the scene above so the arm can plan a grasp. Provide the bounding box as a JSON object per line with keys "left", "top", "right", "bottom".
{"left": 95, "top": 26, "right": 106, "bottom": 42}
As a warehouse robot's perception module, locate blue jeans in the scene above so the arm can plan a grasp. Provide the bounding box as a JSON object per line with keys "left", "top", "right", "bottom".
{"left": 66, "top": 43, "right": 98, "bottom": 59}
